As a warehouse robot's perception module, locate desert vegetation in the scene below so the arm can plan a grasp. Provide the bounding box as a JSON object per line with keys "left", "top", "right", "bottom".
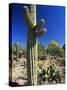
{"left": 9, "top": 4, "right": 65, "bottom": 86}
{"left": 9, "top": 40, "right": 65, "bottom": 86}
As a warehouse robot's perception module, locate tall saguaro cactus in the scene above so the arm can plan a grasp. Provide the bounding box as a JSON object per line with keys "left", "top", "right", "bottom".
{"left": 24, "top": 4, "right": 47, "bottom": 85}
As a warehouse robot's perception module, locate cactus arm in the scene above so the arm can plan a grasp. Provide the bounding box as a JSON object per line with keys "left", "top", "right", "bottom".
{"left": 24, "top": 6, "right": 34, "bottom": 29}
{"left": 36, "top": 28, "right": 47, "bottom": 37}
{"left": 34, "top": 19, "right": 45, "bottom": 31}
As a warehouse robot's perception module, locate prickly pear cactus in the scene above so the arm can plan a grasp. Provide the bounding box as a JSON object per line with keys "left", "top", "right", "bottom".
{"left": 24, "top": 4, "right": 47, "bottom": 85}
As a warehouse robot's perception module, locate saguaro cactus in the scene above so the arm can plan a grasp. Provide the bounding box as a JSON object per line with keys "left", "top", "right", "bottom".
{"left": 24, "top": 4, "right": 47, "bottom": 85}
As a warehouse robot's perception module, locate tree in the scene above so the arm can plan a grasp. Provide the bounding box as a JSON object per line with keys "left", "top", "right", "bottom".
{"left": 46, "top": 40, "right": 64, "bottom": 57}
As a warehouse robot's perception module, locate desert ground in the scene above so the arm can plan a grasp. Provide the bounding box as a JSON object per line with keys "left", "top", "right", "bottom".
{"left": 9, "top": 54, "right": 65, "bottom": 86}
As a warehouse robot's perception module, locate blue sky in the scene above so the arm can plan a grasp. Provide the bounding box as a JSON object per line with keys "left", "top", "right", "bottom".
{"left": 11, "top": 3, "right": 65, "bottom": 48}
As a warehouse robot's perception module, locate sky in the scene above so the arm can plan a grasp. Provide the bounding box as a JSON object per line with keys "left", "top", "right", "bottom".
{"left": 11, "top": 3, "right": 65, "bottom": 48}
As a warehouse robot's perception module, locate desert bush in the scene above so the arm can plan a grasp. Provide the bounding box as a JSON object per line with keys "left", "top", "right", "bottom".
{"left": 49, "top": 56, "right": 54, "bottom": 60}
{"left": 57, "top": 57, "right": 65, "bottom": 66}
{"left": 37, "top": 61, "right": 44, "bottom": 69}
{"left": 38, "top": 43, "right": 46, "bottom": 60}
{"left": 12, "top": 42, "right": 26, "bottom": 59}
{"left": 37, "top": 63, "right": 62, "bottom": 84}
{"left": 46, "top": 40, "right": 64, "bottom": 57}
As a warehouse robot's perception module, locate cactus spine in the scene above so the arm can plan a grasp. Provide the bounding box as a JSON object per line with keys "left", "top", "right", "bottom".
{"left": 24, "top": 4, "right": 47, "bottom": 85}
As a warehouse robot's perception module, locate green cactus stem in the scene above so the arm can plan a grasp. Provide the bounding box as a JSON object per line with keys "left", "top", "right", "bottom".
{"left": 24, "top": 4, "right": 47, "bottom": 85}
{"left": 24, "top": 6, "right": 34, "bottom": 29}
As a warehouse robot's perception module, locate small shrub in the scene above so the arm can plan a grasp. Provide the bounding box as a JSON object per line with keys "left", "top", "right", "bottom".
{"left": 46, "top": 40, "right": 64, "bottom": 57}
{"left": 37, "top": 63, "right": 62, "bottom": 84}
